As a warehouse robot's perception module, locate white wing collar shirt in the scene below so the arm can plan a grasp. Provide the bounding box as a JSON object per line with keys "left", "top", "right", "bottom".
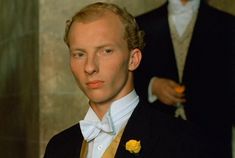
{"left": 168, "top": 0, "right": 200, "bottom": 37}
{"left": 79, "top": 90, "right": 139, "bottom": 158}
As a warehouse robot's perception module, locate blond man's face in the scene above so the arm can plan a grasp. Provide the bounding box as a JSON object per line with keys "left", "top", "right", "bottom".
{"left": 68, "top": 11, "right": 139, "bottom": 107}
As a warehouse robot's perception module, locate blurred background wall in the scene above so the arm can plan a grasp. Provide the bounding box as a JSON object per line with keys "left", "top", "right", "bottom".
{"left": 0, "top": 0, "right": 234, "bottom": 158}
{"left": 0, "top": 0, "right": 39, "bottom": 157}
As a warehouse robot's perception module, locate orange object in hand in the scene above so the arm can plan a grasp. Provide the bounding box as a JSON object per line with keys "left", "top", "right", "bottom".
{"left": 175, "top": 85, "right": 185, "bottom": 93}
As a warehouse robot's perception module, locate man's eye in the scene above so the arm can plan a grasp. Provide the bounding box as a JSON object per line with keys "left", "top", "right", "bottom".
{"left": 97, "top": 48, "right": 113, "bottom": 56}
{"left": 104, "top": 49, "right": 113, "bottom": 54}
{"left": 71, "top": 52, "right": 85, "bottom": 58}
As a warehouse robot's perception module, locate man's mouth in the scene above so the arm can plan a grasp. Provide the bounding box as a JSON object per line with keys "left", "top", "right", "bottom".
{"left": 86, "top": 80, "right": 104, "bottom": 89}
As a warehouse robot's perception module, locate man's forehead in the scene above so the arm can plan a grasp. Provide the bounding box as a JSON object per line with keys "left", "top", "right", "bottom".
{"left": 74, "top": 9, "right": 120, "bottom": 23}
{"left": 72, "top": 11, "right": 125, "bottom": 35}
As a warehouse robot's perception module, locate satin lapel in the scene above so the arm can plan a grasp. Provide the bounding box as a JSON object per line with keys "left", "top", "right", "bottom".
{"left": 74, "top": 125, "right": 86, "bottom": 158}
{"left": 182, "top": 1, "right": 209, "bottom": 84}
{"left": 156, "top": 2, "right": 176, "bottom": 60}
{"left": 158, "top": 3, "right": 179, "bottom": 81}
{"left": 115, "top": 102, "right": 157, "bottom": 157}
{"left": 162, "top": 2, "right": 175, "bottom": 52}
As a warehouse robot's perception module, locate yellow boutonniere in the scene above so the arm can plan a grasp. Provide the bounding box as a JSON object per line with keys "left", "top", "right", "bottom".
{"left": 125, "top": 139, "right": 141, "bottom": 154}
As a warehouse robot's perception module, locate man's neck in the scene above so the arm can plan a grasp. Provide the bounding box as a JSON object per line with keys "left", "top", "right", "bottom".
{"left": 180, "top": 0, "right": 188, "bottom": 5}
{"left": 90, "top": 103, "right": 111, "bottom": 120}
{"left": 89, "top": 89, "right": 136, "bottom": 120}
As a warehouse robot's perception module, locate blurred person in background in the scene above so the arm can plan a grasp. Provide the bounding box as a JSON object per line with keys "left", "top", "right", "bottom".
{"left": 134, "top": 0, "right": 235, "bottom": 157}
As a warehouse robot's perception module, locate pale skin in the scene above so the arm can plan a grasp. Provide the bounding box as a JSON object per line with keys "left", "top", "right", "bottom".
{"left": 68, "top": 11, "right": 142, "bottom": 119}
{"left": 151, "top": 0, "right": 189, "bottom": 106}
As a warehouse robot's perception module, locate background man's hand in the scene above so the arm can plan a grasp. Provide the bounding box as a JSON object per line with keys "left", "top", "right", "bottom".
{"left": 152, "top": 78, "right": 186, "bottom": 106}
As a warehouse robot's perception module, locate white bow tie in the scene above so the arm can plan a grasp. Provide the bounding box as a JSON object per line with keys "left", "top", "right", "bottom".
{"left": 79, "top": 116, "right": 116, "bottom": 142}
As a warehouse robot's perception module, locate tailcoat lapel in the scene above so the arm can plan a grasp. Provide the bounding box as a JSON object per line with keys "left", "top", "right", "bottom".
{"left": 149, "top": 3, "right": 179, "bottom": 81}
{"left": 115, "top": 102, "right": 159, "bottom": 157}
{"left": 182, "top": 1, "right": 208, "bottom": 84}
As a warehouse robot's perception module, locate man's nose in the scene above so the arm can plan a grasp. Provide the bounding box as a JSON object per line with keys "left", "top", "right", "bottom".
{"left": 84, "top": 55, "right": 98, "bottom": 75}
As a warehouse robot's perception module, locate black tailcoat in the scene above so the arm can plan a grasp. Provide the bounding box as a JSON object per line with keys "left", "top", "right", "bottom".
{"left": 44, "top": 101, "right": 211, "bottom": 158}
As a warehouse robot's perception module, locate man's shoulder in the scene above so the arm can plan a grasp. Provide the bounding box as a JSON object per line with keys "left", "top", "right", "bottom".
{"left": 129, "top": 102, "right": 212, "bottom": 157}
{"left": 202, "top": 3, "right": 234, "bottom": 21}
{"left": 143, "top": 103, "right": 197, "bottom": 132}
{"left": 136, "top": 3, "right": 167, "bottom": 23}
{"left": 44, "top": 123, "right": 83, "bottom": 158}
{"left": 48, "top": 123, "right": 82, "bottom": 143}
{"left": 138, "top": 101, "right": 208, "bottom": 146}
{"left": 136, "top": 101, "right": 197, "bottom": 133}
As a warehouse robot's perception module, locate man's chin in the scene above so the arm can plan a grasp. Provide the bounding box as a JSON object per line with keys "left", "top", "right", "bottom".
{"left": 88, "top": 95, "right": 113, "bottom": 107}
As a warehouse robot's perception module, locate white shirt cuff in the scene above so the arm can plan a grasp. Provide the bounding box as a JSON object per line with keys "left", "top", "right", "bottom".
{"left": 148, "top": 77, "right": 158, "bottom": 103}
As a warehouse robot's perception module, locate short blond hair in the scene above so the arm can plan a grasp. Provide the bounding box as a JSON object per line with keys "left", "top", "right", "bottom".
{"left": 64, "top": 2, "right": 145, "bottom": 51}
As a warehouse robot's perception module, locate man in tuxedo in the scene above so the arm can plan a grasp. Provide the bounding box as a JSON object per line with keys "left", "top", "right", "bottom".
{"left": 44, "top": 2, "right": 211, "bottom": 158}
{"left": 134, "top": 0, "right": 234, "bottom": 157}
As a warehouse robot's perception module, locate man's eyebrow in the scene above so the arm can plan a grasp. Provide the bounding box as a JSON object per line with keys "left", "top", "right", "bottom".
{"left": 70, "top": 48, "right": 86, "bottom": 52}
{"left": 69, "top": 43, "right": 115, "bottom": 52}
{"left": 95, "top": 44, "right": 114, "bottom": 49}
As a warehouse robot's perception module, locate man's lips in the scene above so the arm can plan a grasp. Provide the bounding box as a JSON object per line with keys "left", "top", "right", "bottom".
{"left": 86, "top": 80, "right": 104, "bottom": 89}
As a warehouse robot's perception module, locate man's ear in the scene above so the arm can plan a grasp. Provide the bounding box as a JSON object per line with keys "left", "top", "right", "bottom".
{"left": 128, "top": 48, "right": 142, "bottom": 71}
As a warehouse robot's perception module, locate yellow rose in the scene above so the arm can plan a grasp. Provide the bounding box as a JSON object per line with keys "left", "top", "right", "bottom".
{"left": 125, "top": 139, "right": 141, "bottom": 154}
